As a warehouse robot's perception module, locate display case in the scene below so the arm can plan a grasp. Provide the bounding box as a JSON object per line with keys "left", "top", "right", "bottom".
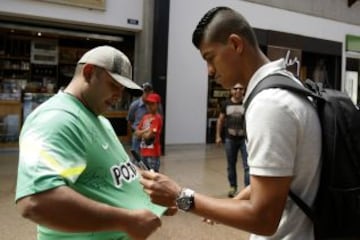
{"left": 0, "top": 35, "right": 31, "bottom": 101}
{"left": 23, "top": 93, "right": 54, "bottom": 122}
{"left": 28, "top": 64, "right": 57, "bottom": 93}
{"left": 0, "top": 100, "right": 22, "bottom": 147}
{"left": 0, "top": 30, "right": 135, "bottom": 148}
{"left": 58, "top": 46, "right": 88, "bottom": 88}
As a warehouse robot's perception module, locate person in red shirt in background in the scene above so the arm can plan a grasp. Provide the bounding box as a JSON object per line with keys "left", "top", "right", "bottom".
{"left": 135, "top": 93, "right": 163, "bottom": 172}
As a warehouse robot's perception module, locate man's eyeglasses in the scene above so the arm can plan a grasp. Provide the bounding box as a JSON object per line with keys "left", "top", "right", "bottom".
{"left": 233, "top": 87, "right": 244, "bottom": 91}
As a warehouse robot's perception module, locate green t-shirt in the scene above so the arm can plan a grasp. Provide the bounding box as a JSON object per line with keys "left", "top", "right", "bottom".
{"left": 16, "top": 92, "right": 166, "bottom": 240}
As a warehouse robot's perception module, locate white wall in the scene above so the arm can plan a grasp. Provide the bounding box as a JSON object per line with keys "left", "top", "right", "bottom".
{"left": 166, "top": 0, "right": 360, "bottom": 144}
{"left": 0, "top": 0, "right": 143, "bottom": 31}
{"left": 243, "top": 0, "right": 360, "bottom": 26}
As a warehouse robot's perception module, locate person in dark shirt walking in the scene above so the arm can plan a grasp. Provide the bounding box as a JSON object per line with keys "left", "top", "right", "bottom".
{"left": 216, "top": 83, "right": 248, "bottom": 197}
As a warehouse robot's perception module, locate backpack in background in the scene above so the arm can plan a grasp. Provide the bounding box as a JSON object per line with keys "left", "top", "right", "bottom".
{"left": 244, "top": 74, "right": 360, "bottom": 239}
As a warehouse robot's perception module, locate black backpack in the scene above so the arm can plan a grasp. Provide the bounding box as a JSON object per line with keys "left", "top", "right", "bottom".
{"left": 244, "top": 74, "right": 360, "bottom": 239}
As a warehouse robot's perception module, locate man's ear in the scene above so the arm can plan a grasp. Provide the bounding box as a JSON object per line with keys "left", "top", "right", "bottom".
{"left": 228, "top": 34, "right": 244, "bottom": 53}
{"left": 82, "top": 64, "right": 95, "bottom": 82}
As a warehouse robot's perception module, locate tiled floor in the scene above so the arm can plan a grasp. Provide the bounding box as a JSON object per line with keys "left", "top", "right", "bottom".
{"left": 0, "top": 144, "right": 249, "bottom": 240}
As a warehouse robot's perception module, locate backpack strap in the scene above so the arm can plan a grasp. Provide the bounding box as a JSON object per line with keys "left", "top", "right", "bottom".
{"left": 244, "top": 74, "right": 318, "bottom": 111}
{"left": 243, "top": 74, "right": 320, "bottom": 222}
{"left": 289, "top": 190, "right": 314, "bottom": 221}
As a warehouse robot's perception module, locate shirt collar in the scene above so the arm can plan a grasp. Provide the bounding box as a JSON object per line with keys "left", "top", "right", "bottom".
{"left": 243, "top": 58, "right": 286, "bottom": 103}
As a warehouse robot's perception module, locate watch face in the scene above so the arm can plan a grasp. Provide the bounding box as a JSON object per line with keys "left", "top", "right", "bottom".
{"left": 177, "top": 197, "right": 192, "bottom": 211}
{"left": 176, "top": 188, "right": 194, "bottom": 211}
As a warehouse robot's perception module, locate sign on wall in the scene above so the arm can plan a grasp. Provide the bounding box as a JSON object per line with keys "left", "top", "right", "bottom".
{"left": 38, "top": 0, "right": 106, "bottom": 10}
{"left": 267, "top": 46, "right": 302, "bottom": 78}
{"left": 346, "top": 34, "right": 360, "bottom": 52}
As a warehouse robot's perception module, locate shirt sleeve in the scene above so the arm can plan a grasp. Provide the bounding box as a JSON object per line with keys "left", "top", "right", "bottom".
{"left": 16, "top": 111, "right": 87, "bottom": 201}
{"left": 246, "top": 90, "right": 299, "bottom": 177}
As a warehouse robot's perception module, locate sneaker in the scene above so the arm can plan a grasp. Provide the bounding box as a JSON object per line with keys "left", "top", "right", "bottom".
{"left": 228, "top": 187, "right": 237, "bottom": 198}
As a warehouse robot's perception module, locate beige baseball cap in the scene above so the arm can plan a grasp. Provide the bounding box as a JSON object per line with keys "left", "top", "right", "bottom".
{"left": 78, "top": 45, "right": 142, "bottom": 92}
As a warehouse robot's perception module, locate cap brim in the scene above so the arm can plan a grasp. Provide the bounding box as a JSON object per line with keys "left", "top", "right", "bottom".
{"left": 125, "top": 88, "right": 143, "bottom": 97}
{"left": 108, "top": 72, "right": 143, "bottom": 96}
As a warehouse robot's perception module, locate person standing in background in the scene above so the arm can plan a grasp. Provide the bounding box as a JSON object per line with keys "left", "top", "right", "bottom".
{"left": 216, "top": 83, "right": 249, "bottom": 197}
{"left": 312, "top": 59, "right": 329, "bottom": 88}
{"left": 135, "top": 93, "right": 163, "bottom": 172}
{"left": 127, "top": 82, "right": 154, "bottom": 154}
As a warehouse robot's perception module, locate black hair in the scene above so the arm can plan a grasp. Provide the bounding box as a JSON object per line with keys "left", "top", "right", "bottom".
{"left": 192, "top": 6, "right": 258, "bottom": 49}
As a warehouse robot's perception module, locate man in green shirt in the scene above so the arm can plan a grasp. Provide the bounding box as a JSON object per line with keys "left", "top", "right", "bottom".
{"left": 15, "top": 46, "right": 167, "bottom": 240}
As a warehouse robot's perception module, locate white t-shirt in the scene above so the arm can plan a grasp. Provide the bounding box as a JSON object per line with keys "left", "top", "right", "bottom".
{"left": 244, "top": 59, "right": 322, "bottom": 240}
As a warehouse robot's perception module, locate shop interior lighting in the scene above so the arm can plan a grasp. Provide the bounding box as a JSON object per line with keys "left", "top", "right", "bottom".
{"left": 0, "top": 23, "right": 124, "bottom": 42}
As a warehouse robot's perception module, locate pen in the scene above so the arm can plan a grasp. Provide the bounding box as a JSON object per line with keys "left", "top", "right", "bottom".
{"left": 130, "top": 149, "right": 153, "bottom": 171}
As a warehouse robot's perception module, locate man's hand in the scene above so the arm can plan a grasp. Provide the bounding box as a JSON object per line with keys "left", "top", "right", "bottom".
{"left": 140, "top": 171, "right": 181, "bottom": 208}
{"left": 126, "top": 209, "right": 161, "bottom": 240}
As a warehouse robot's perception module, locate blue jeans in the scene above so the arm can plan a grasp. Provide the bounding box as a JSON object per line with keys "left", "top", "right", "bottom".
{"left": 224, "top": 137, "right": 249, "bottom": 188}
{"left": 142, "top": 156, "right": 160, "bottom": 172}
{"left": 131, "top": 134, "right": 141, "bottom": 154}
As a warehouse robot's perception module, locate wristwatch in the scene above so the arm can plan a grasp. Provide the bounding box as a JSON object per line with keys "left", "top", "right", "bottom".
{"left": 176, "top": 188, "right": 195, "bottom": 211}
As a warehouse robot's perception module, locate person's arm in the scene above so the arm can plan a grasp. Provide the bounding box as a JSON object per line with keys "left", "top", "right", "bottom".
{"left": 216, "top": 113, "right": 225, "bottom": 145}
{"left": 135, "top": 127, "right": 152, "bottom": 139}
{"left": 17, "top": 186, "right": 161, "bottom": 239}
{"left": 203, "top": 184, "right": 251, "bottom": 225}
{"left": 135, "top": 120, "right": 152, "bottom": 139}
{"left": 143, "top": 129, "right": 155, "bottom": 140}
{"left": 143, "top": 115, "right": 161, "bottom": 140}
{"left": 135, "top": 116, "right": 156, "bottom": 140}
{"left": 140, "top": 171, "right": 291, "bottom": 236}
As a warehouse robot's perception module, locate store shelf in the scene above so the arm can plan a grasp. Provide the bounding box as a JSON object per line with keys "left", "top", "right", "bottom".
{"left": 0, "top": 142, "right": 18, "bottom": 148}
{"left": 0, "top": 100, "right": 22, "bottom": 105}
{"left": 0, "top": 54, "right": 30, "bottom": 101}
{"left": 0, "top": 56, "right": 30, "bottom": 60}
